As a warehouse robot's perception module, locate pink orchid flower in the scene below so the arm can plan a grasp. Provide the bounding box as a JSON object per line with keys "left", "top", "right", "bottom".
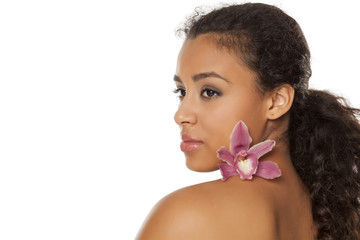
{"left": 217, "top": 120, "right": 281, "bottom": 181}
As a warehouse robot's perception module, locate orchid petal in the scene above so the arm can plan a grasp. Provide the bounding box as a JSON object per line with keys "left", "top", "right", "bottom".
{"left": 230, "top": 121, "right": 252, "bottom": 154}
{"left": 217, "top": 147, "right": 235, "bottom": 166}
{"left": 235, "top": 156, "right": 258, "bottom": 180}
{"left": 218, "top": 163, "right": 237, "bottom": 181}
{"left": 247, "top": 140, "right": 276, "bottom": 159}
{"left": 255, "top": 161, "right": 281, "bottom": 179}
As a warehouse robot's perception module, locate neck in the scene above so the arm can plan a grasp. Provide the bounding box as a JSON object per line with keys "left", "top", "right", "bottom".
{"left": 259, "top": 114, "right": 294, "bottom": 172}
{"left": 261, "top": 135, "right": 308, "bottom": 191}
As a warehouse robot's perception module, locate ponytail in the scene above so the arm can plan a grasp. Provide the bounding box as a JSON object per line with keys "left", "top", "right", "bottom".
{"left": 289, "top": 89, "right": 360, "bottom": 239}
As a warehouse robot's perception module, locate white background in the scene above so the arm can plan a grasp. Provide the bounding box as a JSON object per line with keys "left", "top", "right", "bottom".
{"left": 0, "top": 0, "right": 359, "bottom": 239}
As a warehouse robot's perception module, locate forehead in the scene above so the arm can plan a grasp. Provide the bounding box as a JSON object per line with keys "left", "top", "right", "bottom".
{"left": 176, "top": 34, "right": 257, "bottom": 86}
{"left": 177, "top": 35, "right": 235, "bottom": 70}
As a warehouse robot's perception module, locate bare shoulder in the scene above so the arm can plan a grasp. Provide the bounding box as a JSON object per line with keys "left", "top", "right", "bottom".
{"left": 136, "top": 181, "right": 216, "bottom": 240}
{"left": 136, "top": 177, "right": 281, "bottom": 240}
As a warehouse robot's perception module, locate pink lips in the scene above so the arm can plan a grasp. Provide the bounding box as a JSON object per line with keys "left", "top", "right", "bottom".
{"left": 180, "top": 134, "right": 203, "bottom": 153}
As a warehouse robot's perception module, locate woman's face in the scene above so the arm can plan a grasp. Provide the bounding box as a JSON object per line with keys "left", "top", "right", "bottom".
{"left": 174, "top": 35, "right": 269, "bottom": 172}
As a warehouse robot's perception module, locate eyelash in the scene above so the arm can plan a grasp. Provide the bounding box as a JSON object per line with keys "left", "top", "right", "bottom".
{"left": 173, "top": 87, "right": 222, "bottom": 100}
{"left": 173, "top": 88, "right": 186, "bottom": 99}
{"left": 201, "top": 88, "right": 221, "bottom": 99}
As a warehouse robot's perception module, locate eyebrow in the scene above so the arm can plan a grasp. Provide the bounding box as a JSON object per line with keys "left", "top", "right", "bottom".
{"left": 173, "top": 72, "right": 230, "bottom": 83}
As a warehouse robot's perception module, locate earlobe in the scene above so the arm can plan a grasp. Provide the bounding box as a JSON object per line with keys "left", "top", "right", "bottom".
{"left": 266, "top": 84, "right": 294, "bottom": 120}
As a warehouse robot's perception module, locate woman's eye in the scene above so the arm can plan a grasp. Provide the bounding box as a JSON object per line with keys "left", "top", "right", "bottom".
{"left": 173, "top": 88, "right": 186, "bottom": 99}
{"left": 201, "top": 88, "right": 221, "bottom": 99}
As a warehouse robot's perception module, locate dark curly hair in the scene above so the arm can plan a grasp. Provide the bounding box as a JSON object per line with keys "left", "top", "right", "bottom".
{"left": 177, "top": 3, "right": 360, "bottom": 239}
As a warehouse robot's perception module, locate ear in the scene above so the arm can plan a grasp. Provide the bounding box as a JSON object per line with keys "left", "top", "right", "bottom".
{"left": 265, "top": 84, "right": 294, "bottom": 120}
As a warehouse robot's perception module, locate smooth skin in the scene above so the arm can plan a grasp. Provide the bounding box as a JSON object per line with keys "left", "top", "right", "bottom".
{"left": 136, "top": 34, "right": 315, "bottom": 240}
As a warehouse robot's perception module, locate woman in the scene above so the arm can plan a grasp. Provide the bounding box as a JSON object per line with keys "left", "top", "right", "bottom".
{"left": 137, "top": 3, "right": 360, "bottom": 239}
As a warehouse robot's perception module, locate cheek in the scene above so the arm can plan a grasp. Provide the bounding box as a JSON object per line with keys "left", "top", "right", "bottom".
{"left": 201, "top": 95, "right": 264, "bottom": 149}
{"left": 200, "top": 101, "right": 245, "bottom": 149}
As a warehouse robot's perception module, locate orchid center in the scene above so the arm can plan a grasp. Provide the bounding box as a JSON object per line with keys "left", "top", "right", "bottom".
{"left": 237, "top": 159, "right": 253, "bottom": 175}
{"left": 236, "top": 150, "right": 248, "bottom": 161}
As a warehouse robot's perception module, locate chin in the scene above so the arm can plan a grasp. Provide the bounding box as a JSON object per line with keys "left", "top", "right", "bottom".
{"left": 185, "top": 156, "right": 219, "bottom": 172}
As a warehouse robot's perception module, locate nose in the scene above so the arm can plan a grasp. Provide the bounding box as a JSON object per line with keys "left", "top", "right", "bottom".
{"left": 174, "top": 97, "right": 197, "bottom": 126}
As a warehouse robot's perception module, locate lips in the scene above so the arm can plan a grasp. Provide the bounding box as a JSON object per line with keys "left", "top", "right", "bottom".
{"left": 180, "top": 134, "right": 203, "bottom": 153}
